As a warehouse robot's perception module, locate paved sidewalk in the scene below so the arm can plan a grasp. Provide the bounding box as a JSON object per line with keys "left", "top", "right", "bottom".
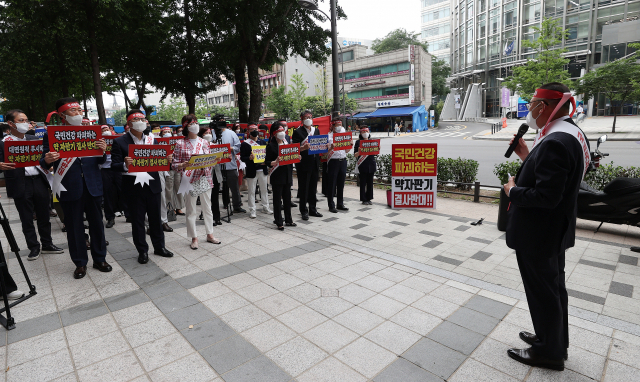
{"left": 0, "top": 183, "right": 639, "bottom": 381}
{"left": 472, "top": 116, "right": 640, "bottom": 141}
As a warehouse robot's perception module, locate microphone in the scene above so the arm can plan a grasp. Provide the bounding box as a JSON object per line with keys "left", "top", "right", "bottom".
{"left": 505, "top": 123, "right": 529, "bottom": 158}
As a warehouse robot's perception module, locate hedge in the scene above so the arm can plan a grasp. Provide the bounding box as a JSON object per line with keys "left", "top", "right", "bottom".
{"left": 584, "top": 162, "right": 640, "bottom": 190}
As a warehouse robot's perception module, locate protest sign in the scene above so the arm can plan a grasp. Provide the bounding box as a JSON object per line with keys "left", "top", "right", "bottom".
{"left": 48, "top": 125, "right": 103, "bottom": 158}
{"left": 185, "top": 152, "right": 223, "bottom": 170}
{"left": 259, "top": 130, "right": 268, "bottom": 141}
{"left": 237, "top": 133, "right": 245, "bottom": 142}
{"left": 391, "top": 143, "right": 438, "bottom": 209}
{"left": 332, "top": 132, "right": 353, "bottom": 151}
{"left": 127, "top": 144, "right": 170, "bottom": 173}
{"left": 278, "top": 144, "right": 301, "bottom": 165}
{"left": 358, "top": 139, "right": 380, "bottom": 155}
{"left": 252, "top": 145, "right": 266, "bottom": 163}
{"left": 34, "top": 128, "right": 46, "bottom": 139}
{"left": 4, "top": 140, "right": 44, "bottom": 168}
{"left": 104, "top": 134, "right": 123, "bottom": 154}
{"left": 308, "top": 135, "right": 329, "bottom": 155}
{"left": 209, "top": 144, "right": 232, "bottom": 163}
{"left": 155, "top": 136, "right": 180, "bottom": 155}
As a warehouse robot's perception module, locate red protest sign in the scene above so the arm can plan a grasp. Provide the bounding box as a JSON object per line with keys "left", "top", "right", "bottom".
{"left": 210, "top": 143, "right": 232, "bottom": 164}
{"left": 48, "top": 125, "right": 103, "bottom": 158}
{"left": 358, "top": 139, "right": 380, "bottom": 155}
{"left": 104, "top": 134, "right": 123, "bottom": 154}
{"left": 259, "top": 130, "right": 268, "bottom": 141}
{"left": 278, "top": 143, "right": 301, "bottom": 165}
{"left": 392, "top": 144, "right": 437, "bottom": 177}
{"left": 127, "top": 144, "right": 170, "bottom": 173}
{"left": 4, "top": 140, "right": 44, "bottom": 168}
{"left": 285, "top": 115, "right": 332, "bottom": 135}
{"left": 332, "top": 132, "right": 353, "bottom": 151}
{"left": 156, "top": 136, "right": 181, "bottom": 155}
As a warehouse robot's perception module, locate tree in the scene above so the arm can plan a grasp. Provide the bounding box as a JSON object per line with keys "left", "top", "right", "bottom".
{"left": 263, "top": 86, "right": 293, "bottom": 120}
{"left": 503, "top": 18, "right": 571, "bottom": 101}
{"left": 156, "top": 97, "right": 188, "bottom": 124}
{"left": 111, "top": 109, "right": 127, "bottom": 126}
{"left": 431, "top": 57, "right": 451, "bottom": 99}
{"left": 576, "top": 46, "right": 640, "bottom": 133}
{"left": 289, "top": 74, "right": 308, "bottom": 119}
{"left": 371, "top": 29, "right": 428, "bottom": 54}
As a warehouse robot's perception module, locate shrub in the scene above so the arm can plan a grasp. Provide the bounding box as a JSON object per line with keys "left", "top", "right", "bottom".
{"left": 428, "top": 104, "right": 440, "bottom": 127}
{"left": 346, "top": 153, "right": 356, "bottom": 176}
{"left": 375, "top": 154, "right": 393, "bottom": 183}
{"left": 493, "top": 160, "right": 522, "bottom": 184}
{"left": 437, "top": 157, "right": 479, "bottom": 190}
{"left": 584, "top": 161, "right": 640, "bottom": 190}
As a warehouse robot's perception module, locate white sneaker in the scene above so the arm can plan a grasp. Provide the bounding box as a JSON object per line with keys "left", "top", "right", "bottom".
{"left": 250, "top": 211, "right": 257, "bottom": 219}
{"left": 115, "top": 212, "right": 122, "bottom": 217}
{"left": 7, "top": 290, "right": 24, "bottom": 300}
{"left": 262, "top": 207, "right": 273, "bottom": 214}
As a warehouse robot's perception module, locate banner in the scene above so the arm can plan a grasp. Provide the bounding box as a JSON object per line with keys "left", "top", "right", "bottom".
{"left": 127, "top": 144, "right": 170, "bottom": 173}
{"left": 358, "top": 139, "right": 380, "bottom": 155}
{"left": 252, "top": 145, "right": 266, "bottom": 163}
{"left": 391, "top": 143, "right": 437, "bottom": 209}
{"left": 237, "top": 133, "right": 245, "bottom": 142}
{"left": 210, "top": 143, "right": 232, "bottom": 163}
{"left": 332, "top": 132, "right": 353, "bottom": 151}
{"left": 104, "top": 134, "right": 123, "bottom": 154}
{"left": 278, "top": 143, "right": 301, "bottom": 165}
{"left": 284, "top": 115, "right": 332, "bottom": 136}
{"left": 34, "top": 128, "right": 46, "bottom": 139}
{"left": 320, "top": 152, "right": 331, "bottom": 163}
{"left": 156, "top": 136, "right": 181, "bottom": 154}
{"left": 48, "top": 125, "right": 103, "bottom": 158}
{"left": 259, "top": 130, "right": 268, "bottom": 141}
{"left": 308, "top": 135, "right": 329, "bottom": 155}
{"left": 185, "top": 152, "right": 223, "bottom": 170}
{"left": 4, "top": 140, "right": 44, "bottom": 168}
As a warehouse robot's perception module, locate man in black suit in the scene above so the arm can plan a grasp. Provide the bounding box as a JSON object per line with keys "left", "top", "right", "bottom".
{"left": 291, "top": 110, "right": 322, "bottom": 220}
{"left": 110, "top": 109, "right": 174, "bottom": 264}
{"left": 0, "top": 110, "right": 64, "bottom": 261}
{"left": 504, "top": 83, "right": 590, "bottom": 371}
{"left": 41, "top": 98, "right": 111, "bottom": 279}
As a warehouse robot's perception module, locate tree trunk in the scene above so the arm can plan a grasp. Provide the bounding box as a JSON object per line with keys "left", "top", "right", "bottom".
{"left": 54, "top": 35, "right": 69, "bottom": 97}
{"left": 185, "top": 91, "right": 196, "bottom": 115}
{"left": 246, "top": 57, "right": 262, "bottom": 123}
{"left": 184, "top": 0, "right": 196, "bottom": 116}
{"left": 612, "top": 107, "right": 617, "bottom": 133}
{"left": 40, "top": 88, "right": 47, "bottom": 119}
{"left": 234, "top": 57, "right": 249, "bottom": 123}
{"left": 84, "top": 0, "right": 106, "bottom": 124}
{"left": 81, "top": 77, "right": 88, "bottom": 118}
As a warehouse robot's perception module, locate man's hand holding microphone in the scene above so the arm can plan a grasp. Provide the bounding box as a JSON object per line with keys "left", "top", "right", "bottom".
{"left": 503, "top": 123, "right": 530, "bottom": 196}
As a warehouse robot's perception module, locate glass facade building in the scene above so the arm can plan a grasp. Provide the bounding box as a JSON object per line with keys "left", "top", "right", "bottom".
{"left": 420, "top": 0, "right": 452, "bottom": 64}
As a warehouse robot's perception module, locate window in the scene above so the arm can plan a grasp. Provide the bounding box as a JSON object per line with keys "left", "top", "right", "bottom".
{"left": 478, "top": 19, "right": 486, "bottom": 38}
{"left": 338, "top": 50, "right": 354, "bottom": 62}
{"left": 340, "top": 62, "right": 411, "bottom": 81}
{"left": 503, "top": 1, "right": 518, "bottom": 27}
{"left": 523, "top": 3, "right": 540, "bottom": 24}
{"left": 422, "top": 7, "right": 450, "bottom": 23}
{"left": 222, "top": 95, "right": 229, "bottom": 103}
{"left": 421, "top": 0, "right": 447, "bottom": 7}
{"left": 429, "top": 38, "right": 451, "bottom": 51}
{"left": 347, "top": 85, "right": 411, "bottom": 99}
{"left": 421, "top": 23, "right": 450, "bottom": 38}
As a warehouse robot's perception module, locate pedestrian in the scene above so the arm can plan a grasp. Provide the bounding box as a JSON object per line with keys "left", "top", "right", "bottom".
{"left": 219, "top": 120, "right": 245, "bottom": 213}
{"left": 208, "top": 121, "right": 224, "bottom": 226}
{"left": 266, "top": 121, "right": 296, "bottom": 231}
{"left": 326, "top": 118, "right": 349, "bottom": 213}
{"left": 41, "top": 98, "right": 110, "bottom": 279}
{"left": 155, "top": 125, "right": 173, "bottom": 233}
{"left": 165, "top": 126, "right": 186, "bottom": 218}
{"left": 504, "top": 82, "right": 589, "bottom": 371}
{"left": 354, "top": 127, "right": 376, "bottom": 205}
{"left": 100, "top": 125, "right": 123, "bottom": 229}
{"left": 240, "top": 124, "right": 272, "bottom": 218}
{"left": 111, "top": 109, "right": 175, "bottom": 264}
{"left": 173, "top": 116, "right": 220, "bottom": 249}
{"left": 292, "top": 110, "right": 322, "bottom": 220}
{"left": 394, "top": 121, "right": 399, "bottom": 135}
{"left": 0, "top": 110, "right": 64, "bottom": 261}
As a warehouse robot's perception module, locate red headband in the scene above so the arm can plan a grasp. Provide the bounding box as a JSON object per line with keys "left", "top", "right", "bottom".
{"left": 127, "top": 113, "right": 146, "bottom": 122}
{"left": 331, "top": 119, "right": 342, "bottom": 125}
{"left": 248, "top": 124, "right": 258, "bottom": 129}
{"left": 532, "top": 88, "right": 576, "bottom": 118}
{"left": 360, "top": 127, "right": 369, "bottom": 133}
{"left": 57, "top": 102, "right": 80, "bottom": 113}
{"left": 272, "top": 126, "right": 284, "bottom": 136}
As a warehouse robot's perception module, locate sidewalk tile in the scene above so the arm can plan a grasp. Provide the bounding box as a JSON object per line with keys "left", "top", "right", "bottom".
{"left": 112, "top": 301, "right": 163, "bottom": 328}
{"left": 335, "top": 337, "right": 396, "bottom": 378}
{"left": 310, "top": 274, "right": 350, "bottom": 289}
{"left": 603, "top": 361, "right": 640, "bottom": 382}
{"left": 334, "top": 306, "right": 385, "bottom": 335}
{"left": 65, "top": 314, "right": 119, "bottom": 346}
{"left": 463, "top": 295, "right": 512, "bottom": 319}
{"left": 365, "top": 321, "right": 421, "bottom": 355}
{"left": 390, "top": 306, "right": 443, "bottom": 336}
{"left": 303, "top": 320, "right": 359, "bottom": 354}
{"left": 255, "top": 293, "right": 302, "bottom": 316}
{"left": 175, "top": 271, "right": 215, "bottom": 289}
{"left": 70, "top": 330, "right": 130, "bottom": 369}
{"left": 360, "top": 294, "right": 407, "bottom": 319}
{"left": 222, "top": 355, "right": 291, "bottom": 382}
{"left": 153, "top": 289, "right": 200, "bottom": 314}
{"left": 565, "top": 346, "right": 606, "bottom": 380}
{"left": 412, "top": 295, "right": 459, "bottom": 319}
{"left": 569, "top": 325, "right": 612, "bottom": 356}
{"left": 355, "top": 274, "right": 395, "bottom": 292}
{"left": 449, "top": 358, "right": 518, "bottom": 382}
{"left": 447, "top": 307, "right": 500, "bottom": 335}
{"left": 59, "top": 299, "right": 108, "bottom": 327}
{"left": 236, "top": 281, "right": 279, "bottom": 302}
{"left": 199, "top": 335, "right": 261, "bottom": 375}
{"left": 6, "top": 348, "right": 73, "bottom": 382}
{"left": 189, "top": 281, "right": 231, "bottom": 302}
{"left": 526, "top": 368, "right": 593, "bottom": 381}
{"left": 142, "top": 280, "right": 184, "bottom": 300}
{"left": 382, "top": 284, "right": 425, "bottom": 304}
{"left": 373, "top": 358, "right": 443, "bottom": 382}
{"left": 181, "top": 318, "right": 236, "bottom": 350}
{"left": 267, "top": 336, "right": 328, "bottom": 377}
{"left": 277, "top": 305, "right": 328, "bottom": 333}
{"left": 7, "top": 329, "right": 66, "bottom": 367}
{"left": 242, "top": 319, "right": 297, "bottom": 352}
{"left": 221, "top": 304, "right": 270, "bottom": 332}
{"left": 427, "top": 321, "right": 485, "bottom": 355}
{"left": 470, "top": 338, "right": 530, "bottom": 380}
{"left": 283, "top": 283, "right": 322, "bottom": 303}
{"left": 122, "top": 315, "right": 177, "bottom": 348}
{"left": 339, "top": 284, "right": 377, "bottom": 304}
{"left": 608, "top": 339, "right": 640, "bottom": 369}
{"left": 76, "top": 350, "right": 145, "bottom": 382}
{"left": 148, "top": 353, "right": 218, "bottom": 382}
{"left": 264, "top": 274, "right": 305, "bottom": 291}
{"left": 297, "top": 357, "right": 366, "bottom": 382}
{"left": 306, "top": 297, "right": 354, "bottom": 318}
{"left": 207, "top": 264, "right": 243, "bottom": 280}
{"left": 401, "top": 338, "right": 466, "bottom": 380}
{"left": 219, "top": 272, "right": 260, "bottom": 290}
{"left": 202, "top": 292, "right": 250, "bottom": 315}
{"left": 135, "top": 332, "right": 194, "bottom": 372}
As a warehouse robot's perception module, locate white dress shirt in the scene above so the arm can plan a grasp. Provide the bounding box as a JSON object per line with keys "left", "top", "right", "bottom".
{"left": 327, "top": 132, "right": 347, "bottom": 160}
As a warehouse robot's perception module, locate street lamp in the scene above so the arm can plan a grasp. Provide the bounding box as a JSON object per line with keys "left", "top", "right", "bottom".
{"left": 299, "top": 0, "right": 340, "bottom": 120}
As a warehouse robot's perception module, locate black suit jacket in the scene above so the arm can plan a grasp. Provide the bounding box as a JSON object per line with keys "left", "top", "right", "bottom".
{"left": 111, "top": 133, "right": 162, "bottom": 194}
{"left": 506, "top": 119, "right": 589, "bottom": 256}
{"left": 240, "top": 141, "right": 267, "bottom": 178}
{"left": 265, "top": 140, "right": 293, "bottom": 185}
{"left": 0, "top": 135, "right": 49, "bottom": 198}
{"left": 354, "top": 140, "right": 377, "bottom": 174}
{"left": 292, "top": 126, "right": 319, "bottom": 172}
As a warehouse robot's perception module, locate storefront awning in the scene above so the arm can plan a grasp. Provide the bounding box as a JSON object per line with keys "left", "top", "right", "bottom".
{"left": 365, "top": 106, "right": 423, "bottom": 117}
{"left": 351, "top": 112, "right": 371, "bottom": 118}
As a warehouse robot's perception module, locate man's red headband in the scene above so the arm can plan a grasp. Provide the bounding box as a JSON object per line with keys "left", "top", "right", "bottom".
{"left": 127, "top": 113, "right": 146, "bottom": 122}
{"left": 331, "top": 119, "right": 342, "bottom": 125}
{"left": 360, "top": 127, "right": 369, "bottom": 133}
{"left": 532, "top": 88, "right": 575, "bottom": 118}
{"left": 248, "top": 124, "right": 258, "bottom": 129}
{"left": 57, "top": 102, "right": 80, "bottom": 113}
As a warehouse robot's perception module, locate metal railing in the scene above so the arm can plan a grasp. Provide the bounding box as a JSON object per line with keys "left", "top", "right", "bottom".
{"left": 464, "top": 117, "right": 488, "bottom": 122}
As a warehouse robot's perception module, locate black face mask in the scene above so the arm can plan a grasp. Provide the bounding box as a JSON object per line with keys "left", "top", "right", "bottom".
{"left": 250, "top": 131, "right": 259, "bottom": 138}
{"left": 25, "top": 129, "right": 36, "bottom": 135}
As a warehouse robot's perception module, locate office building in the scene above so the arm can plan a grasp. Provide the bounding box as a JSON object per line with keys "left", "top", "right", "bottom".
{"left": 420, "top": 0, "right": 452, "bottom": 64}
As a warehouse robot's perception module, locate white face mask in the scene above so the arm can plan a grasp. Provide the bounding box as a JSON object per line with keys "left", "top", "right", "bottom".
{"left": 303, "top": 118, "right": 313, "bottom": 127}
{"left": 276, "top": 132, "right": 286, "bottom": 140}
{"left": 102, "top": 130, "right": 111, "bottom": 136}
{"left": 362, "top": 132, "right": 369, "bottom": 139}
{"left": 525, "top": 103, "right": 544, "bottom": 130}
{"left": 163, "top": 133, "right": 172, "bottom": 138}
{"left": 131, "top": 121, "right": 147, "bottom": 132}
{"left": 334, "top": 126, "right": 344, "bottom": 133}
{"left": 203, "top": 134, "right": 213, "bottom": 142}
{"left": 14, "top": 122, "right": 30, "bottom": 134}
{"left": 188, "top": 124, "right": 200, "bottom": 134}
{"left": 64, "top": 114, "right": 84, "bottom": 125}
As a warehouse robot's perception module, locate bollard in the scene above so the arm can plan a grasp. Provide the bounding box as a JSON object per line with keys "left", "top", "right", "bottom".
{"left": 473, "top": 181, "right": 480, "bottom": 202}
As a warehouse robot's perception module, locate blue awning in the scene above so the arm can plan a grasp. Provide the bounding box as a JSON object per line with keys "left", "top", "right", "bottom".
{"left": 351, "top": 112, "right": 371, "bottom": 118}
{"left": 365, "top": 106, "right": 422, "bottom": 117}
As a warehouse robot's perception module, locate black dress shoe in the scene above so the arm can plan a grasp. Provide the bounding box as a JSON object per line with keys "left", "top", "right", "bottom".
{"left": 309, "top": 211, "right": 323, "bottom": 217}
{"left": 507, "top": 348, "right": 564, "bottom": 371}
{"left": 93, "top": 262, "right": 113, "bottom": 272}
{"left": 519, "top": 331, "right": 568, "bottom": 360}
{"left": 27, "top": 248, "right": 40, "bottom": 261}
{"left": 278, "top": 226, "right": 284, "bottom": 231}
{"left": 301, "top": 213, "right": 309, "bottom": 221}
{"left": 329, "top": 208, "right": 338, "bottom": 213}
{"left": 126, "top": 217, "right": 132, "bottom": 223}
{"left": 74, "top": 266, "right": 87, "bottom": 279}
{"left": 285, "top": 222, "right": 297, "bottom": 227}
{"left": 146, "top": 228, "right": 151, "bottom": 235}
{"left": 41, "top": 244, "right": 64, "bottom": 254}
{"left": 176, "top": 210, "right": 185, "bottom": 216}
{"left": 290, "top": 202, "right": 297, "bottom": 207}
{"left": 337, "top": 205, "right": 349, "bottom": 211}
{"left": 162, "top": 223, "right": 173, "bottom": 232}
{"left": 61, "top": 225, "right": 67, "bottom": 232}
{"left": 106, "top": 219, "right": 115, "bottom": 228}
{"left": 234, "top": 207, "right": 246, "bottom": 213}
{"left": 215, "top": 220, "right": 222, "bottom": 226}
{"left": 138, "top": 252, "right": 149, "bottom": 264}
{"left": 154, "top": 248, "right": 174, "bottom": 257}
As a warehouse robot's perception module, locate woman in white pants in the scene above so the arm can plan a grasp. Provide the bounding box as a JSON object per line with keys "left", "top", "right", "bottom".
{"left": 240, "top": 124, "right": 272, "bottom": 218}
{"left": 172, "top": 115, "right": 221, "bottom": 249}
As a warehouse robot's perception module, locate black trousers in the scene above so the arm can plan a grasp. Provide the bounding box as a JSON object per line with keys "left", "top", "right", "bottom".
{"left": 101, "top": 168, "right": 122, "bottom": 220}
{"left": 327, "top": 159, "right": 347, "bottom": 209}
{"left": 296, "top": 168, "right": 318, "bottom": 214}
{"left": 516, "top": 249, "right": 568, "bottom": 360}
{"left": 60, "top": 181, "right": 106, "bottom": 267}
{"left": 13, "top": 176, "right": 53, "bottom": 250}
{"left": 271, "top": 183, "right": 293, "bottom": 226}
{"left": 128, "top": 186, "right": 164, "bottom": 254}
{"left": 225, "top": 169, "right": 242, "bottom": 209}
{"left": 321, "top": 162, "right": 329, "bottom": 197}
{"left": 0, "top": 264, "right": 18, "bottom": 294}
{"left": 359, "top": 171, "right": 375, "bottom": 202}
{"left": 211, "top": 176, "right": 221, "bottom": 221}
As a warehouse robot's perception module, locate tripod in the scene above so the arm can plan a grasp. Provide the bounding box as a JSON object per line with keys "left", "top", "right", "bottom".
{"left": 216, "top": 136, "right": 232, "bottom": 224}
{"left": 0, "top": 202, "right": 37, "bottom": 330}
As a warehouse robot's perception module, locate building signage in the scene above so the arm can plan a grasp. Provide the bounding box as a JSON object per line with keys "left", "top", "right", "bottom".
{"left": 410, "top": 64, "right": 415, "bottom": 81}
{"left": 340, "top": 70, "right": 409, "bottom": 84}
{"left": 358, "top": 93, "right": 410, "bottom": 101}
{"left": 351, "top": 81, "right": 385, "bottom": 88}
{"left": 454, "top": 94, "right": 461, "bottom": 109}
{"left": 391, "top": 143, "right": 438, "bottom": 209}
{"left": 409, "top": 86, "right": 415, "bottom": 103}
{"left": 501, "top": 87, "right": 510, "bottom": 107}
{"left": 408, "top": 45, "right": 415, "bottom": 63}
{"left": 376, "top": 99, "right": 411, "bottom": 107}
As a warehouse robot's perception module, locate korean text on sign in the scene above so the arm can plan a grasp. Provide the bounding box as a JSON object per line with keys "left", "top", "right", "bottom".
{"left": 4, "top": 140, "right": 44, "bottom": 168}
{"left": 127, "top": 144, "right": 170, "bottom": 173}
{"left": 155, "top": 137, "right": 180, "bottom": 155}
{"left": 48, "top": 125, "right": 104, "bottom": 158}
{"left": 393, "top": 192, "right": 435, "bottom": 208}
{"left": 185, "top": 152, "right": 223, "bottom": 170}
{"left": 392, "top": 177, "right": 436, "bottom": 192}
{"left": 332, "top": 132, "right": 353, "bottom": 151}
{"left": 104, "top": 134, "right": 123, "bottom": 154}
{"left": 391, "top": 144, "right": 437, "bottom": 177}
{"left": 251, "top": 145, "right": 267, "bottom": 164}
{"left": 278, "top": 143, "right": 301, "bottom": 165}
{"left": 209, "top": 144, "right": 232, "bottom": 164}
{"left": 308, "top": 135, "right": 329, "bottom": 155}
{"left": 358, "top": 139, "right": 380, "bottom": 155}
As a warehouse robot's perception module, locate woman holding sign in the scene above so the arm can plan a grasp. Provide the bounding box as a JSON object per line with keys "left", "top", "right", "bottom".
{"left": 172, "top": 117, "right": 221, "bottom": 249}
{"left": 265, "top": 122, "right": 296, "bottom": 231}
{"left": 240, "top": 125, "right": 271, "bottom": 219}
{"left": 354, "top": 127, "right": 377, "bottom": 205}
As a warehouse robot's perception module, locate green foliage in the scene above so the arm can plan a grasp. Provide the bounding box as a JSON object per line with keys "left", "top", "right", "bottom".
{"left": 431, "top": 57, "right": 451, "bottom": 98}
{"left": 289, "top": 74, "right": 308, "bottom": 118}
{"left": 111, "top": 109, "right": 127, "bottom": 126}
{"left": 346, "top": 153, "right": 356, "bottom": 176}
{"left": 375, "top": 154, "right": 393, "bottom": 183}
{"left": 435, "top": 100, "right": 444, "bottom": 116}
{"left": 263, "top": 86, "right": 294, "bottom": 120}
{"left": 156, "top": 97, "right": 188, "bottom": 125}
{"left": 493, "top": 160, "right": 523, "bottom": 184}
{"left": 437, "top": 158, "right": 479, "bottom": 190}
{"left": 428, "top": 104, "right": 440, "bottom": 127}
{"left": 210, "top": 105, "right": 240, "bottom": 121}
{"left": 584, "top": 162, "right": 640, "bottom": 191}
{"left": 502, "top": 18, "right": 571, "bottom": 101}
{"left": 372, "top": 29, "right": 428, "bottom": 54}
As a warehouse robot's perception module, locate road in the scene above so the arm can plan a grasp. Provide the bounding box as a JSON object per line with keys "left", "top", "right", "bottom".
{"left": 377, "top": 121, "right": 640, "bottom": 186}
